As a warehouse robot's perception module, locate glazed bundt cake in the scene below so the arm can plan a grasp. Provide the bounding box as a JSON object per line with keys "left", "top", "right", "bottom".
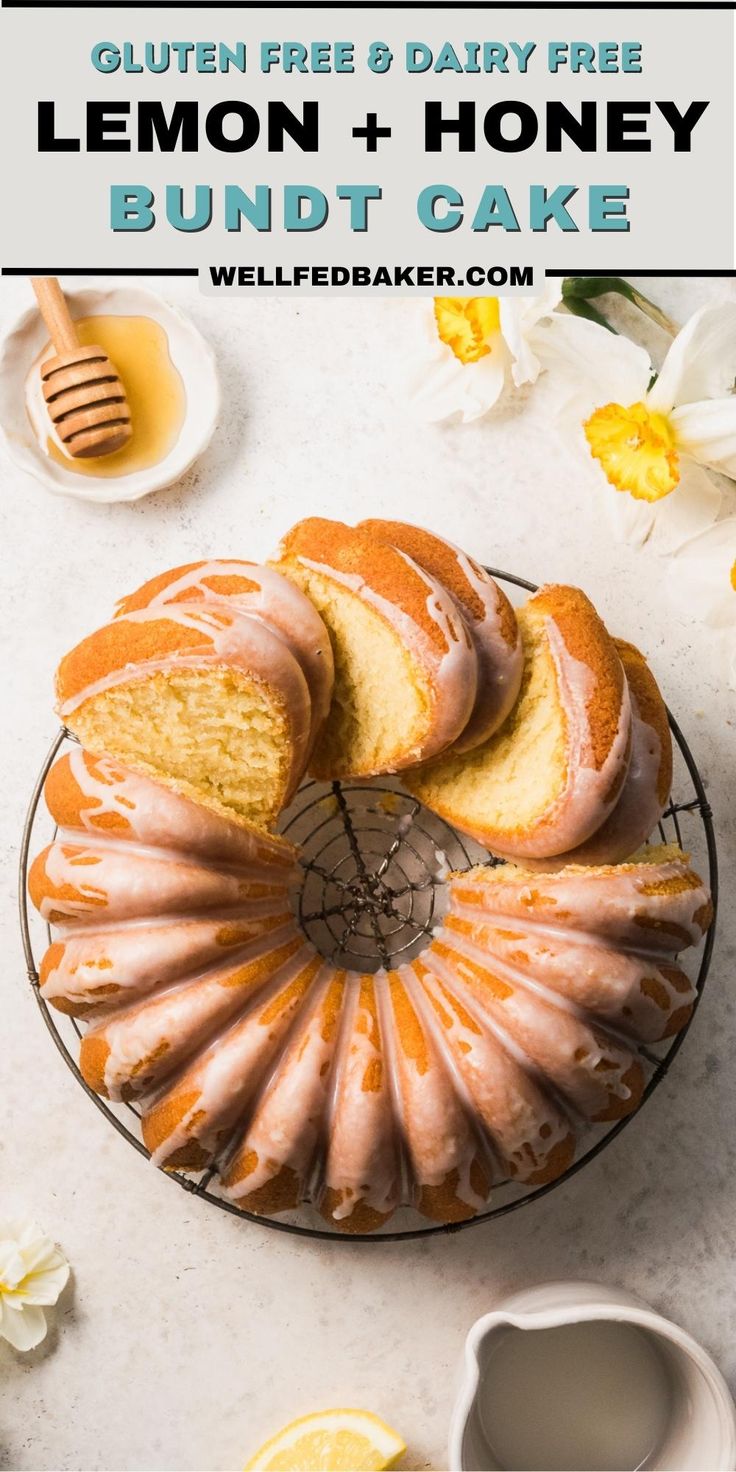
{"left": 29, "top": 750, "right": 711, "bottom": 1232}
{"left": 28, "top": 523, "right": 713, "bottom": 1232}
{"left": 274, "top": 517, "right": 481, "bottom": 777}
{"left": 55, "top": 561, "right": 333, "bottom": 832}
{"left": 405, "top": 584, "right": 633, "bottom": 859}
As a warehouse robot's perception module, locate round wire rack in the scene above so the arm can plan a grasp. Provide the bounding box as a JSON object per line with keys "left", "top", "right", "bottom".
{"left": 18, "top": 570, "right": 719, "bottom": 1242}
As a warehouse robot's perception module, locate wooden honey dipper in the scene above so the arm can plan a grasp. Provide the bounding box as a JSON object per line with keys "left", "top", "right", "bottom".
{"left": 31, "top": 277, "right": 133, "bottom": 458}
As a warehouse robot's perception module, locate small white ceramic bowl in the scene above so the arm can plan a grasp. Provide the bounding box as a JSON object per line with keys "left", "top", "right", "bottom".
{"left": 450, "top": 1280, "right": 736, "bottom": 1472}
{"left": 0, "top": 286, "right": 219, "bottom": 503}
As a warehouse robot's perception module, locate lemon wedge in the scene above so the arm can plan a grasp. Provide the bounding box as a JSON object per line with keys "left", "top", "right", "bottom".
{"left": 244, "top": 1408, "right": 406, "bottom": 1471}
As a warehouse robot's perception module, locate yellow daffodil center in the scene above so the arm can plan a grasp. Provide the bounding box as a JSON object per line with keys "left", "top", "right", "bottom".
{"left": 583, "top": 400, "right": 680, "bottom": 502}
{"left": 731, "top": 560, "right": 736, "bottom": 592}
{"left": 434, "top": 296, "right": 500, "bottom": 364}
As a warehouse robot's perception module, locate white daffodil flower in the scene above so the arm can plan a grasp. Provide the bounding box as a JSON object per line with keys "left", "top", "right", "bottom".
{"left": 666, "top": 518, "right": 736, "bottom": 687}
{"left": 405, "top": 283, "right": 563, "bottom": 423}
{"left": 533, "top": 301, "right": 736, "bottom": 551}
{"left": 0, "top": 1219, "right": 70, "bottom": 1351}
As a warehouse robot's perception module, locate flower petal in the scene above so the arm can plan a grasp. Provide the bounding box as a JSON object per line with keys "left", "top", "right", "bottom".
{"left": 598, "top": 454, "right": 722, "bottom": 554}
{"left": 0, "top": 1241, "right": 25, "bottom": 1290}
{"left": 0, "top": 1301, "right": 47, "bottom": 1351}
{"left": 666, "top": 516, "right": 736, "bottom": 627}
{"left": 14, "top": 1255, "right": 70, "bottom": 1306}
{"left": 648, "top": 301, "right": 736, "bottom": 412}
{"left": 406, "top": 343, "right": 507, "bottom": 423}
{"left": 0, "top": 1223, "right": 70, "bottom": 1308}
{"left": 499, "top": 284, "right": 562, "bottom": 387}
{"left": 671, "top": 397, "right": 736, "bottom": 478}
{"left": 532, "top": 312, "right": 653, "bottom": 416}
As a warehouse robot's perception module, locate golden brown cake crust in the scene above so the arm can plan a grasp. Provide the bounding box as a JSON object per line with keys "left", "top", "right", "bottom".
{"left": 278, "top": 517, "right": 461, "bottom": 655}
{"left": 527, "top": 584, "right": 626, "bottom": 772}
{"left": 44, "top": 751, "right": 133, "bottom": 835}
{"left": 356, "top": 518, "right": 512, "bottom": 632}
{"left": 56, "top": 617, "right": 216, "bottom": 709}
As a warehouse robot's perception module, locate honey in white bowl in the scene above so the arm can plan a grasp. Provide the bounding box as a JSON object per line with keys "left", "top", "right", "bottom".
{"left": 37, "top": 314, "right": 186, "bottom": 478}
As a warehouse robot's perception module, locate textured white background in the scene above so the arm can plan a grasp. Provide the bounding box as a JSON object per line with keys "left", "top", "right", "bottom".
{"left": 0, "top": 276, "right": 734, "bottom": 1471}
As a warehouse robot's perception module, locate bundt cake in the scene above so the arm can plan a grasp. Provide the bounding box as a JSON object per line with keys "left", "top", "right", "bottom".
{"left": 54, "top": 564, "right": 332, "bottom": 833}
{"left": 274, "top": 517, "right": 480, "bottom": 777}
{"left": 29, "top": 750, "right": 711, "bottom": 1232}
{"left": 357, "top": 520, "right": 523, "bottom": 750}
{"left": 405, "top": 584, "right": 633, "bottom": 859}
{"left": 29, "top": 525, "right": 713, "bottom": 1232}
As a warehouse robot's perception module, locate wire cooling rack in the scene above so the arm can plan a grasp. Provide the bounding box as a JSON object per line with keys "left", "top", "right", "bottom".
{"left": 18, "top": 570, "right": 719, "bottom": 1242}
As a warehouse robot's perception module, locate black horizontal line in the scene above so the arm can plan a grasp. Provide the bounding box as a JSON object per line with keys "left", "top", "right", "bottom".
{"left": 548, "top": 269, "right": 736, "bottom": 277}
{"left": 1, "top": 267, "right": 199, "bottom": 276}
{"left": 4, "top": 267, "right": 734, "bottom": 279}
{"left": 2, "top": 2, "right": 734, "bottom": 8}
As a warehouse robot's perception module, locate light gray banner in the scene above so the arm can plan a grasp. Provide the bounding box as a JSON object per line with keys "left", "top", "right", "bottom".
{"left": 0, "top": 6, "right": 732, "bottom": 288}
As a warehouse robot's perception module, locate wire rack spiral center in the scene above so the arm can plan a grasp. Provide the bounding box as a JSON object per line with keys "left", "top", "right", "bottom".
{"left": 282, "top": 779, "right": 489, "bottom": 972}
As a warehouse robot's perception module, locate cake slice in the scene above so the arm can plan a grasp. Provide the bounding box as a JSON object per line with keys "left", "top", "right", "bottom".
{"left": 44, "top": 748, "right": 297, "bottom": 869}
{"left": 405, "top": 584, "right": 632, "bottom": 859}
{"left": 115, "top": 559, "right": 334, "bottom": 759}
{"left": 274, "top": 517, "right": 478, "bottom": 777}
{"left": 358, "top": 519, "right": 523, "bottom": 749}
{"left": 55, "top": 602, "right": 312, "bottom": 832}
{"left": 497, "top": 639, "right": 672, "bottom": 869}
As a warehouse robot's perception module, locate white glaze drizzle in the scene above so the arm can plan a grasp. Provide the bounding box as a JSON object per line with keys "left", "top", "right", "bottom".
{"left": 40, "top": 905, "right": 295, "bottom": 1012}
{"left": 144, "top": 944, "right": 321, "bottom": 1167}
{"left": 497, "top": 613, "right": 633, "bottom": 858}
{"left": 389, "top": 968, "right": 489, "bottom": 1214}
{"left": 426, "top": 934, "right": 639, "bottom": 1117}
{"left": 222, "top": 968, "right": 345, "bottom": 1204}
{"left": 34, "top": 836, "right": 292, "bottom": 928}
{"left": 92, "top": 924, "right": 304, "bottom": 1100}
{"left": 441, "top": 910, "right": 695, "bottom": 1043}
{"left": 408, "top": 961, "right": 572, "bottom": 1183}
{"left": 445, "top": 544, "right": 523, "bottom": 749}
{"left": 449, "top": 856, "right": 710, "bottom": 953}
{"left": 319, "top": 974, "right": 400, "bottom": 1224}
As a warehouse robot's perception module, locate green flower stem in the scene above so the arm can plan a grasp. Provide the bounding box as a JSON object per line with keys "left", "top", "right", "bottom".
{"left": 561, "top": 276, "right": 679, "bottom": 339}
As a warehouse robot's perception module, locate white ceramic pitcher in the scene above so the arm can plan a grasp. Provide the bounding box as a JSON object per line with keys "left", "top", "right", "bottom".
{"left": 449, "top": 1280, "right": 736, "bottom": 1472}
